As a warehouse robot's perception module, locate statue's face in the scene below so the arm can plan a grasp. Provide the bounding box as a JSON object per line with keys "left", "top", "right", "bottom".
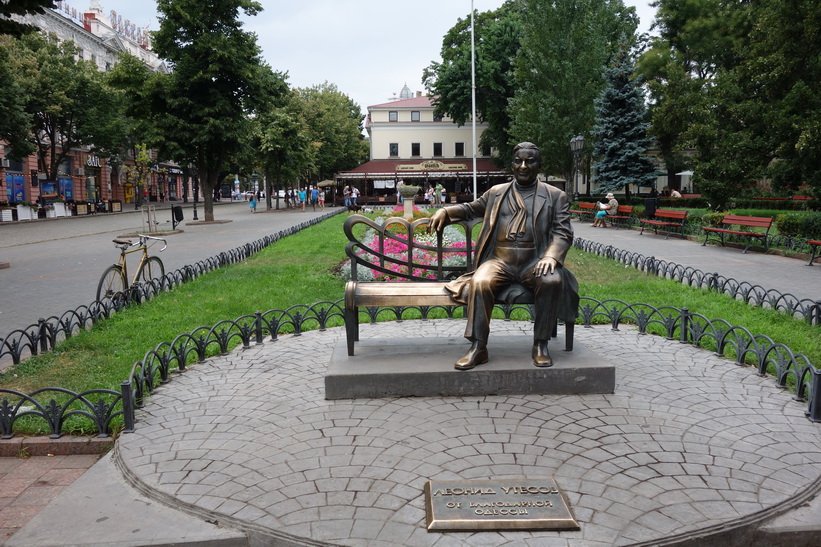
{"left": 511, "top": 148, "right": 541, "bottom": 186}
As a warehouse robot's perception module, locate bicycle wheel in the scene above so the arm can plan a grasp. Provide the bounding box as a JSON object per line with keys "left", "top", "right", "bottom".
{"left": 97, "top": 265, "right": 126, "bottom": 302}
{"left": 137, "top": 256, "right": 165, "bottom": 284}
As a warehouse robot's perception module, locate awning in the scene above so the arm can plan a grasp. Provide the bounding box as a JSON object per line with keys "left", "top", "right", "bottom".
{"left": 317, "top": 179, "right": 335, "bottom": 188}
{"left": 675, "top": 170, "right": 694, "bottom": 176}
{"left": 335, "top": 158, "right": 507, "bottom": 180}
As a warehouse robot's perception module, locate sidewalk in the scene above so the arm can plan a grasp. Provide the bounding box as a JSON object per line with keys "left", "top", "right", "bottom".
{"left": 3, "top": 212, "right": 821, "bottom": 546}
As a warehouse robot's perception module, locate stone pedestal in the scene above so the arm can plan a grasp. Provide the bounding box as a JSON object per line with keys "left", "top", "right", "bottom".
{"left": 325, "top": 335, "right": 614, "bottom": 399}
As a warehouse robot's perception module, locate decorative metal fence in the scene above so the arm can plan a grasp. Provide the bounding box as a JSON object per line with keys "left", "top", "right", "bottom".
{"left": 2, "top": 216, "right": 820, "bottom": 439}
{"left": 574, "top": 237, "right": 821, "bottom": 325}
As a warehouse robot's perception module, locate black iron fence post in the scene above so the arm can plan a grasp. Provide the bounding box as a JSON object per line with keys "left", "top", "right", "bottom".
{"left": 121, "top": 379, "right": 135, "bottom": 433}
{"left": 680, "top": 307, "right": 690, "bottom": 343}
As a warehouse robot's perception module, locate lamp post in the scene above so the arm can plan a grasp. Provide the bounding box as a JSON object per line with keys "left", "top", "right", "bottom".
{"left": 570, "top": 135, "right": 584, "bottom": 201}
{"left": 189, "top": 164, "right": 199, "bottom": 220}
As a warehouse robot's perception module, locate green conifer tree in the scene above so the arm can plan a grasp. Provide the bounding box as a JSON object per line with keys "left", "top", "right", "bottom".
{"left": 591, "top": 43, "right": 657, "bottom": 200}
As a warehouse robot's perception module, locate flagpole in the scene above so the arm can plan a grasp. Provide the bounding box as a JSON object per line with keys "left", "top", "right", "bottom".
{"left": 471, "top": 0, "right": 477, "bottom": 198}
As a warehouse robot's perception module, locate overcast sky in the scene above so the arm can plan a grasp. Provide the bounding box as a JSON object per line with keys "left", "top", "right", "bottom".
{"left": 85, "top": 0, "right": 657, "bottom": 113}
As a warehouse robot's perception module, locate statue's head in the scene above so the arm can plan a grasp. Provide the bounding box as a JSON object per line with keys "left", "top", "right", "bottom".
{"left": 511, "top": 142, "right": 542, "bottom": 186}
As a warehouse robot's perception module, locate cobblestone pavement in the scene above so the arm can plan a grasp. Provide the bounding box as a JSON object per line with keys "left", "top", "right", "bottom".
{"left": 115, "top": 319, "right": 821, "bottom": 546}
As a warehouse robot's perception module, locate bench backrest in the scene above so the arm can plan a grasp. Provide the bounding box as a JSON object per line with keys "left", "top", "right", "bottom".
{"left": 344, "top": 214, "right": 482, "bottom": 282}
{"left": 615, "top": 205, "right": 634, "bottom": 214}
{"left": 721, "top": 215, "right": 773, "bottom": 229}
{"left": 654, "top": 209, "right": 688, "bottom": 221}
{"left": 577, "top": 202, "right": 596, "bottom": 210}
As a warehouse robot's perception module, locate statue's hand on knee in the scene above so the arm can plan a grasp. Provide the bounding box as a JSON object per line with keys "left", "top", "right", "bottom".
{"left": 533, "top": 257, "right": 558, "bottom": 277}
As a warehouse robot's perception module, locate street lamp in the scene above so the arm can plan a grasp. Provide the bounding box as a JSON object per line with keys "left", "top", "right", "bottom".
{"left": 570, "top": 135, "right": 584, "bottom": 202}
{"left": 189, "top": 164, "right": 199, "bottom": 220}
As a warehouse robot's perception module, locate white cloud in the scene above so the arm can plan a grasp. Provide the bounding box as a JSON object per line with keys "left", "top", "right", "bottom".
{"left": 95, "top": 0, "right": 657, "bottom": 112}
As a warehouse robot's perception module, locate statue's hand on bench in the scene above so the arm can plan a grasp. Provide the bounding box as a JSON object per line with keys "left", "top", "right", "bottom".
{"left": 428, "top": 208, "right": 449, "bottom": 233}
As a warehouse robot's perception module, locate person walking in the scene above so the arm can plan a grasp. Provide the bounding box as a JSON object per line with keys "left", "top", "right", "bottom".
{"left": 298, "top": 187, "right": 307, "bottom": 211}
{"left": 249, "top": 194, "right": 257, "bottom": 213}
{"left": 310, "top": 186, "right": 319, "bottom": 211}
{"left": 343, "top": 185, "right": 352, "bottom": 207}
{"left": 318, "top": 187, "right": 325, "bottom": 210}
{"left": 351, "top": 186, "right": 360, "bottom": 205}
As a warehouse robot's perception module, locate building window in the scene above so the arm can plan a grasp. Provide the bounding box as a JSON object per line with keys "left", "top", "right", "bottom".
{"left": 482, "top": 144, "right": 491, "bottom": 157}
{"left": 455, "top": 142, "right": 465, "bottom": 157}
{"left": 433, "top": 143, "right": 443, "bottom": 157}
{"left": 411, "top": 111, "right": 420, "bottom": 122}
{"left": 411, "top": 143, "right": 421, "bottom": 157}
{"left": 389, "top": 111, "right": 398, "bottom": 122}
{"left": 389, "top": 143, "right": 399, "bottom": 157}
{"left": 433, "top": 114, "right": 443, "bottom": 122}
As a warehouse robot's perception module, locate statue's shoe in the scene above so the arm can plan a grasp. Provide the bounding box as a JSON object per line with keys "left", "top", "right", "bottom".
{"left": 455, "top": 346, "right": 489, "bottom": 370}
{"left": 532, "top": 342, "right": 553, "bottom": 368}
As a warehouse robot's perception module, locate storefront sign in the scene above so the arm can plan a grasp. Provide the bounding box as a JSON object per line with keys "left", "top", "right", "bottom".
{"left": 397, "top": 161, "right": 467, "bottom": 172}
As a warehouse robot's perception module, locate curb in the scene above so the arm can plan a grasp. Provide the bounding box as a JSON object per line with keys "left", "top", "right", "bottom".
{"left": 0, "top": 435, "right": 114, "bottom": 457}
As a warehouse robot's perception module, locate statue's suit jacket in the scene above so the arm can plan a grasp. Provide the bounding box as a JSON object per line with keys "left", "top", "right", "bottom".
{"left": 443, "top": 180, "right": 577, "bottom": 321}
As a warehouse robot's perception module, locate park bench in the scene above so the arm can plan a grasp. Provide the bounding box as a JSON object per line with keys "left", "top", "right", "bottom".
{"left": 639, "top": 209, "right": 688, "bottom": 239}
{"left": 605, "top": 205, "right": 634, "bottom": 228}
{"left": 343, "top": 214, "right": 579, "bottom": 356}
{"left": 701, "top": 214, "right": 774, "bottom": 254}
{"left": 807, "top": 240, "right": 821, "bottom": 266}
{"left": 569, "top": 201, "right": 596, "bottom": 220}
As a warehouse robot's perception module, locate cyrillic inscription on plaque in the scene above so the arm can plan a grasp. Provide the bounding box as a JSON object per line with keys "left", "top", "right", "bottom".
{"left": 424, "top": 479, "right": 579, "bottom": 531}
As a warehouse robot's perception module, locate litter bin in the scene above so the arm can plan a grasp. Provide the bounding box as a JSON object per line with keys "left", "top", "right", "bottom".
{"left": 172, "top": 205, "right": 183, "bottom": 229}
{"left": 644, "top": 198, "right": 658, "bottom": 218}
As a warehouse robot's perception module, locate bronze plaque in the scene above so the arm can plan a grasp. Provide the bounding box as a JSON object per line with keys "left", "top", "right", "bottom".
{"left": 424, "top": 479, "right": 579, "bottom": 532}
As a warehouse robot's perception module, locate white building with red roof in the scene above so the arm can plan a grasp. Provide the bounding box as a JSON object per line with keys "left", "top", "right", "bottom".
{"left": 334, "top": 85, "right": 508, "bottom": 204}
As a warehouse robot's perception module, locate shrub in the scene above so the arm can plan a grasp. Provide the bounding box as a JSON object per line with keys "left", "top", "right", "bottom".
{"left": 775, "top": 213, "right": 805, "bottom": 237}
{"left": 701, "top": 212, "right": 726, "bottom": 227}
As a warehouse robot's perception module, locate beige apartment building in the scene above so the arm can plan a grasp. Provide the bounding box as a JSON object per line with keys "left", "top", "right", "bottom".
{"left": 335, "top": 85, "right": 507, "bottom": 204}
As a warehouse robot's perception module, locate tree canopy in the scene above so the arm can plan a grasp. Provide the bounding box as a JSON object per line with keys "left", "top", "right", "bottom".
{"left": 149, "top": 0, "right": 283, "bottom": 221}
{"left": 0, "top": 32, "right": 126, "bottom": 181}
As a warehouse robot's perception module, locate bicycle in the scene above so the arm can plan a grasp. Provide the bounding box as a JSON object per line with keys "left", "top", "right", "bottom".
{"left": 96, "top": 234, "right": 167, "bottom": 302}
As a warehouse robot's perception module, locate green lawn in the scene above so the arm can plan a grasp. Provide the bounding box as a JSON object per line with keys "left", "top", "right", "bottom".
{"left": 1, "top": 211, "right": 818, "bottom": 416}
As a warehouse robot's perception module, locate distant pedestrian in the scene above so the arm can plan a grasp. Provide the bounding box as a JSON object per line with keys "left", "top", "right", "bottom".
{"left": 298, "top": 187, "right": 307, "bottom": 211}
{"left": 249, "top": 194, "right": 257, "bottom": 213}
{"left": 310, "top": 186, "right": 319, "bottom": 211}
{"left": 318, "top": 187, "right": 325, "bottom": 210}
{"left": 351, "top": 186, "right": 359, "bottom": 205}
{"left": 343, "top": 185, "right": 352, "bottom": 207}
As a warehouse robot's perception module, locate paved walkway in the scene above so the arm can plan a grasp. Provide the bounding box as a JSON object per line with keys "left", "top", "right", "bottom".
{"left": 0, "top": 199, "right": 333, "bottom": 339}
{"left": 3, "top": 211, "right": 821, "bottom": 546}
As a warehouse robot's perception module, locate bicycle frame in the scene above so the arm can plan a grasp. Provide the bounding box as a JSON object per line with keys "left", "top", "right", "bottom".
{"left": 114, "top": 235, "right": 167, "bottom": 285}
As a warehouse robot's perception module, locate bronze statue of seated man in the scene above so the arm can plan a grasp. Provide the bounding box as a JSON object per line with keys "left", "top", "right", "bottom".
{"left": 428, "top": 142, "right": 576, "bottom": 370}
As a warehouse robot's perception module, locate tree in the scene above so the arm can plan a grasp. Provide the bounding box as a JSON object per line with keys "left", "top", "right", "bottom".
{"left": 423, "top": 2, "right": 521, "bottom": 165}
{"left": 637, "top": 0, "right": 753, "bottom": 205}
{"left": 509, "top": 0, "right": 639, "bottom": 181}
{"left": 0, "top": 0, "right": 56, "bottom": 37}
{"left": 150, "top": 0, "right": 278, "bottom": 221}
{"left": 296, "top": 83, "right": 368, "bottom": 182}
{"left": 258, "top": 89, "right": 315, "bottom": 210}
{"left": 0, "top": 33, "right": 126, "bottom": 183}
{"left": 591, "top": 42, "right": 657, "bottom": 199}
{"left": 0, "top": 36, "right": 35, "bottom": 160}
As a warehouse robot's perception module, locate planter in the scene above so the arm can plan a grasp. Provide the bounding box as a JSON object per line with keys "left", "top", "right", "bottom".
{"left": 52, "top": 202, "right": 68, "bottom": 217}
{"left": 0, "top": 209, "right": 12, "bottom": 222}
{"left": 16, "top": 204, "right": 38, "bottom": 221}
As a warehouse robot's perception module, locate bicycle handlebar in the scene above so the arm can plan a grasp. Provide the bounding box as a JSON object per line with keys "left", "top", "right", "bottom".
{"left": 137, "top": 234, "right": 167, "bottom": 252}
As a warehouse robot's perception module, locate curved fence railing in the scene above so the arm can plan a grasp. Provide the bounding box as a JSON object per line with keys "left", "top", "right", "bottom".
{"left": 0, "top": 209, "right": 343, "bottom": 366}
{"left": 574, "top": 237, "right": 821, "bottom": 325}
{"left": 2, "top": 214, "right": 820, "bottom": 438}
{"left": 1, "top": 296, "right": 819, "bottom": 439}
